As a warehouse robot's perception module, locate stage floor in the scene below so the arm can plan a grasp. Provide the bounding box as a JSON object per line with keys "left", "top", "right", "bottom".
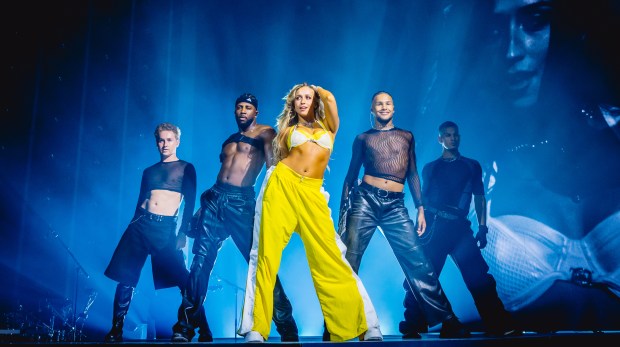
{"left": 2, "top": 331, "right": 620, "bottom": 346}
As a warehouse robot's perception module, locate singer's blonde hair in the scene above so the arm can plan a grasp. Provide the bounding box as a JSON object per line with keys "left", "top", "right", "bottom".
{"left": 273, "top": 83, "right": 325, "bottom": 163}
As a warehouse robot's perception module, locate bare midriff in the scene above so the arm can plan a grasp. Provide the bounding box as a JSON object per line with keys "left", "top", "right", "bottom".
{"left": 141, "top": 189, "right": 182, "bottom": 216}
{"left": 362, "top": 175, "right": 404, "bottom": 192}
{"left": 281, "top": 143, "right": 331, "bottom": 179}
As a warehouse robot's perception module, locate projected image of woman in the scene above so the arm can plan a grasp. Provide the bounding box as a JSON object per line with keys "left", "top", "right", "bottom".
{"left": 472, "top": 0, "right": 620, "bottom": 332}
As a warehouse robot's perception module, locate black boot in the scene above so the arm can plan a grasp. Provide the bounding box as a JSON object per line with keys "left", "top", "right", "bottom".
{"left": 399, "top": 318, "right": 427, "bottom": 339}
{"left": 171, "top": 321, "right": 195, "bottom": 342}
{"left": 197, "top": 307, "right": 213, "bottom": 342}
{"left": 322, "top": 321, "right": 330, "bottom": 342}
{"left": 104, "top": 283, "right": 134, "bottom": 342}
{"left": 439, "top": 316, "right": 471, "bottom": 339}
{"left": 273, "top": 278, "right": 299, "bottom": 342}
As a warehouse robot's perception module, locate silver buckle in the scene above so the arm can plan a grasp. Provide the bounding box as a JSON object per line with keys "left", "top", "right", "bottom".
{"left": 376, "top": 188, "right": 389, "bottom": 198}
{"left": 149, "top": 213, "right": 164, "bottom": 222}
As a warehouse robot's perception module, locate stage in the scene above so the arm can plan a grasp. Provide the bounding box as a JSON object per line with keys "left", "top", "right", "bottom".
{"left": 2, "top": 331, "right": 620, "bottom": 346}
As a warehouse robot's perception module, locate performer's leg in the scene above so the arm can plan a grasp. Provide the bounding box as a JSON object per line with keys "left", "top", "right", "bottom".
{"left": 297, "top": 184, "right": 380, "bottom": 342}
{"left": 450, "top": 221, "right": 517, "bottom": 336}
{"left": 173, "top": 196, "right": 225, "bottom": 342}
{"left": 104, "top": 219, "right": 149, "bottom": 342}
{"left": 105, "top": 283, "right": 134, "bottom": 342}
{"left": 322, "top": 190, "right": 378, "bottom": 341}
{"left": 238, "top": 166, "right": 296, "bottom": 341}
{"left": 340, "top": 191, "right": 378, "bottom": 273}
{"left": 382, "top": 205, "right": 467, "bottom": 338}
{"left": 229, "top": 193, "right": 299, "bottom": 342}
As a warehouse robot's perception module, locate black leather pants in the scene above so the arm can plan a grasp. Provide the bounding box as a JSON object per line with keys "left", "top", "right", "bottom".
{"left": 400, "top": 211, "right": 513, "bottom": 333}
{"left": 340, "top": 184, "right": 455, "bottom": 326}
{"left": 174, "top": 183, "right": 298, "bottom": 339}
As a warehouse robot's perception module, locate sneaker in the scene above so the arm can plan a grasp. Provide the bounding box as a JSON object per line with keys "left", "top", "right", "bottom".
{"left": 439, "top": 317, "right": 471, "bottom": 339}
{"left": 244, "top": 331, "right": 265, "bottom": 343}
{"left": 361, "top": 327, "right": 383, "bottom": 341}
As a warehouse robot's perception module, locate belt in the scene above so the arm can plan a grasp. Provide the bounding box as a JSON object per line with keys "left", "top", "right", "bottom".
{"left": 359, "top": 181, "right": 405, "bottom": 199}
{"left": 425, "top": 206, "right": 462, "bottom": 220}
{"left": 138, "top": 208, "right": 178, "bottom": 222}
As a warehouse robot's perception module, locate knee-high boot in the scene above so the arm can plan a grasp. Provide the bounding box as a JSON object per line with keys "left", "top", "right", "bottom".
{"left": 104, "top": 283, "right": 134, "bottom": 342}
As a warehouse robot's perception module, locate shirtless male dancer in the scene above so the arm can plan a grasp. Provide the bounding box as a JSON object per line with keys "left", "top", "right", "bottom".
{"left": 171, "top": 93, "right": 299, "bottom": 342}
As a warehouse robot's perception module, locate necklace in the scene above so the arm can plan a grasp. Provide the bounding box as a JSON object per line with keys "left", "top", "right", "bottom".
{"left": 441, "top": 155, "right": 459, "bottom": 162}
{"left": 373, "top": 123, "right": 394, "bottom": 131}
{"left": 299, "top": 119, "right": 316, "bottom": 127}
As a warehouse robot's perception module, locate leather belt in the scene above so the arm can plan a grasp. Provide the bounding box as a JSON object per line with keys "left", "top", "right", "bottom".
{"left": 138, "top": 208, "right": 178, "bottom": 222}
{"left": 425, "top": 206, "right": 462, "bottom": 220}
{"left": 359, "top": 181, "right": 405, "bottom": 199}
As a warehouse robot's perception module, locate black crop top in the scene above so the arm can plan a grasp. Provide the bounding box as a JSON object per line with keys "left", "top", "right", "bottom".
{"left": 341, "top": 128, "right": 423, "bottom": 208}
{"left": 136, "top": 160, "right": 196, "bottom": 234}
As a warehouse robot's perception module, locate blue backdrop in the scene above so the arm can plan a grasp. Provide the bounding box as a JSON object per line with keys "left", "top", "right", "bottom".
{"left": 1, "top": 0, "right": 619, "bottom": 341}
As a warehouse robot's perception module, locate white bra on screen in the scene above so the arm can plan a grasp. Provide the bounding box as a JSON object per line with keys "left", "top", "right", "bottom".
{"left": 482, "top": 212, "right": 620, "bottom": 311}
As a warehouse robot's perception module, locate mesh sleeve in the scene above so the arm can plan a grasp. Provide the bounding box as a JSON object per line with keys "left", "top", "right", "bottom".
{"left": 341, "top": 135, "right": 364, "bottom": 211}
{"left": 405, "top": 134, "right": 423, "bottom": 208}
{"left": 180, "top": 163, "right": 197, "bottom": 234}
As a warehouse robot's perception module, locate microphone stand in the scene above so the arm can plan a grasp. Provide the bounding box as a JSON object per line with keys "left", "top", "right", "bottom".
{"left": 49, "top": 228, "right": 90, "bottom": 342}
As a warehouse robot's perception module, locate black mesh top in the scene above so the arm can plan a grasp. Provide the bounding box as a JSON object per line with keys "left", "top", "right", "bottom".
{"left": 341, "top": 128, "right": 423, "bottom": 209}
{"left": 136, "top": 160, "right": 196, "bottom": 234}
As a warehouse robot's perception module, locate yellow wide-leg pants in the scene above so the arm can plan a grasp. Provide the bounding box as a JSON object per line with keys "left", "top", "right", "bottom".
{"left": 238, "top": 162, "right": 380, "bottom": 341}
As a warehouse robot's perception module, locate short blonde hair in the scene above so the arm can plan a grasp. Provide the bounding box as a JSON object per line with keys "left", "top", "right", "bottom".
{"left": 154, "top": 122, "right": 181, "bottom": 140}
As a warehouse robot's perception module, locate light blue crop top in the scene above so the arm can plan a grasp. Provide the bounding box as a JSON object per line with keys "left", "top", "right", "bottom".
{"left": 287, "top": 120, "right": 333, "bottom": 152}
